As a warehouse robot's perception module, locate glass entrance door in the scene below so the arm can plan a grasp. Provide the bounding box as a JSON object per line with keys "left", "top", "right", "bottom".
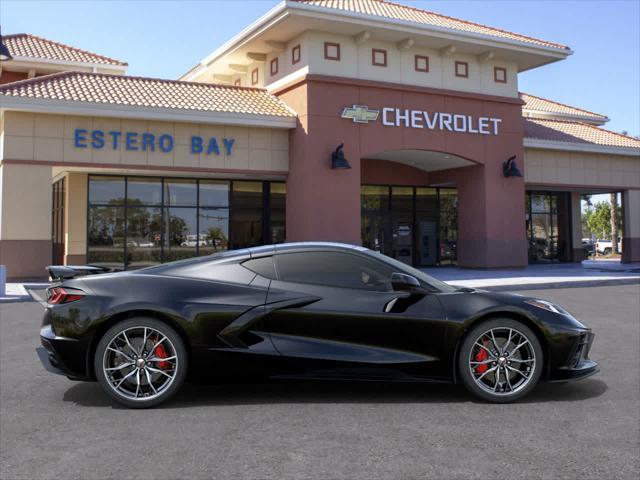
{"left": 526, "top": 192, "right": 570, "bottom": 263}
{"left": 361, "top": 185, "right": 457, "bottom": 267}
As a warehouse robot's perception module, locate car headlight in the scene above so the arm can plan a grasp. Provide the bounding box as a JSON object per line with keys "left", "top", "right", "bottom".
{"left": 524, "top": 299, "right": 563, "bottom": 314}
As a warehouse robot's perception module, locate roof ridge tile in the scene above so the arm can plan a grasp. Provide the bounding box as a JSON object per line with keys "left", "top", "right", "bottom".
{"left": 371, "top": 0, "right": 569, "bottom": 49}
{"left": 523, "top": 117, "right": 640, "bottom": 148}
{"left": 292, "top": 0, "right": 568, "bottom": 49}
{"left": 0, "top": 71, "right": 297, "bottom": 119}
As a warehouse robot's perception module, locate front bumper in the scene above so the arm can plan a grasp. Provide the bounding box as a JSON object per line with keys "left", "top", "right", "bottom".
{"left": 38, "top": 325, "right": 91, "bottom": 380}
{"left": 548, "top": 331, "right": 599, "bottom": 382}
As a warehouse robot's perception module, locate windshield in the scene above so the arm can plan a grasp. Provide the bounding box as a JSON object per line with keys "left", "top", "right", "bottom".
{"left": 365, "top": 249, "right": 457, "bottom": 293}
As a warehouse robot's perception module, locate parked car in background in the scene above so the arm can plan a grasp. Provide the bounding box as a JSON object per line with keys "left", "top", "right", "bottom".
{"left": 181, "top": 234, "right": 209, "bottom": 247}
{"left": 581, "top": 238, "right": 595, "bottom": 257}
{"left": 595, "top": 238, "right": 622, "bottom": 255}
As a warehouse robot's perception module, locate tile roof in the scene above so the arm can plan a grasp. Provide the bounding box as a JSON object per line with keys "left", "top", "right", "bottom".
{"left": 520, "top": 93, "right": 608, "bottom": 121}
{"left": 0, "top": 71, "right": 297, "bottom": 118}
{"left": 292, "top": 0, "right": 569, "bottom": 50}
{"left": 3, "top": 33, "right": 127, "bottom": 67}
{"left": 523, "top": 118, "right": 640, "bottom": 149}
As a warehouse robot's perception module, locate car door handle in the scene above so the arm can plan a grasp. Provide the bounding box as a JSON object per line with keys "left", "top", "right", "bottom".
{"left": 384, "top": 298, "right": 398, "bottom": 313}
{"left": 384, "top": 294, "right": 425, "bottom": 313}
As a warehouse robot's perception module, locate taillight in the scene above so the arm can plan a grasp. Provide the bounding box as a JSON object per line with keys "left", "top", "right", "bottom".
{"left": 47, "top": 287, "right": 85, "bottom": 305}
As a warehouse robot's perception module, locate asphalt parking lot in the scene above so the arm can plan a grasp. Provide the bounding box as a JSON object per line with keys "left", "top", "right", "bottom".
{"left": 1, "top": 284, "right": 639, "bottom": 479}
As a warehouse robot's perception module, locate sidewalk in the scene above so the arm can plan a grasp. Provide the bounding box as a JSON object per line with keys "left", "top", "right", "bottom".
{"left": 424, "top": 263, "right": 640, "bottom": 290}
{"left": 0, "top": 283, "right": 48, "bottom": 303}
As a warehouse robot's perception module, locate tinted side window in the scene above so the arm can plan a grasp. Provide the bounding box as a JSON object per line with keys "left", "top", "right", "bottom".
{"left": 164, "top": 260, "right": 256, "bottom": 285}
{"left": 275, "top": 252, "right": 394, "bottom": 291}
{"left": 242, "top": 256, "right": 276, "bottom": 279}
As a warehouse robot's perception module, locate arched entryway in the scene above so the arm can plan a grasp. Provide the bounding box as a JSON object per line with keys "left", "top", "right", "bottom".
{"left": 360, "top": 150, "right": 476, "bottom": 267}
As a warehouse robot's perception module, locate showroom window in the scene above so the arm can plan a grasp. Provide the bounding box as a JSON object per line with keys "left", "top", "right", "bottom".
{"left": 87, "top": 175, "right": 285, "bottom": 270}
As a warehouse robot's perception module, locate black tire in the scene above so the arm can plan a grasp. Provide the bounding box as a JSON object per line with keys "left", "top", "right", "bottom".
{"left": 458, "top": 318, "right": 543, "bottom": 403}
{"left": 94, "top": 317, "right": 187, "bottom": 408}
{"left": 603, "top": 248, "right": 612, "bottom": 256}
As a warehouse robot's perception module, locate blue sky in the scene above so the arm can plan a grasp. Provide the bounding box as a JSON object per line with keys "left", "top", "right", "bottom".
{"left": 2, "top": 0, "right": 639, "bottom": 136}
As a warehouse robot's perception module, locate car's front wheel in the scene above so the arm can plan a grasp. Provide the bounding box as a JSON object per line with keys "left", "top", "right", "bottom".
{"left": 458, "top": 318, "right": 543, "bottom": 403}
{"left": 94, "top": 317, "right": 187, "bottom": 408}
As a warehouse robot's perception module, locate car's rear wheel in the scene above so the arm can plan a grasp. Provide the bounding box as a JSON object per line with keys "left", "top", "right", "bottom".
{"left": 458, "top": 318, "right": 543, "bottom": 403}
{"left": 94, "top": 317, "right": 187, "bottom": 408}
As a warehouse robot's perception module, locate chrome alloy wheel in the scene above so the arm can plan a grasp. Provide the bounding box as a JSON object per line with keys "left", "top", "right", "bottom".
{"left": 468, "top": 327, "right": 536, "bottom": 396}
{"left": 102, "top": 326, "right": 179, "bottom": 402}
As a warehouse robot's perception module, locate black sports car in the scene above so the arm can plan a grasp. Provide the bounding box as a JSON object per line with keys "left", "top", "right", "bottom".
{"left": 38, "top": 242, "right": 598, "bottom": 408}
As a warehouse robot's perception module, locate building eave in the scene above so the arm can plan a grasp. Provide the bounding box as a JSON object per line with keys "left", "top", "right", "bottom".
{"left": 0, "top": 96, "right": 297, "bottom": 129}
{"left": 179, "top": 1, "right": 289, "bottom": 81}
{"left": 180, "top": 0, "right": 571, "bottom": 81}
{"left": 4, "top": 55, "right": 128, "bottom": 72}
{"left": 522, "top": 110, "right": 609, "bottom": 126}
{"left": 524, "top": 138, "right": 640, "bottom": 157}
{"left": 288, "top": 0, "right": 573, "bottom": 57}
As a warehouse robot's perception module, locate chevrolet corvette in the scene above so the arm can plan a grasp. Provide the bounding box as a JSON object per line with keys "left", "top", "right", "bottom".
{"left": 38, "top": 242, "right": 598, "bottom": 408}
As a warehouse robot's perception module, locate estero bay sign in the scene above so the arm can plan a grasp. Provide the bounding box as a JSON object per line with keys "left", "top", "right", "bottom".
{"left": 341, "top": 105, "right": 503, "bottom": 135}
{"left": 74, "top": 129, "right": 236, "bottom": 155}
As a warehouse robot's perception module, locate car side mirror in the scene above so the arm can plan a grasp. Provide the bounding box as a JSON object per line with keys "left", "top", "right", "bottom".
{"left": 391, "top": 272, "right": 424, "bottom": 293}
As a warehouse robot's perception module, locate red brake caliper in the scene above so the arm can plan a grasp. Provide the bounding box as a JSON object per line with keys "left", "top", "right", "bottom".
{"left": 474, "top": 340, "right": 490, "bottom": 374}
{"left": 153, "top": 342, "right": 170, "bottom": 369}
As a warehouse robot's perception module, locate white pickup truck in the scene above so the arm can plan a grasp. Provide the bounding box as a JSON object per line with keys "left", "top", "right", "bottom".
{"left": 595, "top": 238, "right": 622, "bottom": 255}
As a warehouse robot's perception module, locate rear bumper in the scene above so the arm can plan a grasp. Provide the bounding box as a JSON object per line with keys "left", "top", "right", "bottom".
{"left": 36, "top": 346, "right": 67, "bottom": 376}
{"left": 38, "top": 325, "right": 91, "bottom": 380}
{"left": 548, "top": 331, "right": 599, "bottom": 382}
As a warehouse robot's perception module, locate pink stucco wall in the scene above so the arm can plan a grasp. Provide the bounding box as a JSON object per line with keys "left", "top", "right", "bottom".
{"left": 276, "top": 75, "right": 527, "bottom": 268}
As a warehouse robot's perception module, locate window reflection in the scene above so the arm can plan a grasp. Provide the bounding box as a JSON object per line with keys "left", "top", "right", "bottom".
{"left": 438, "top": 189, "right": 458, "bottom": 265}
{"left": 89, "top": 176, "right": 125, "bottom": 205}
{"left": 128, "top": 177, "right": 162, "bottom": 206}
{"left": 87, "top": 176, "right": 283, "bottom": 268}
{"left": 200, "top": 180, "right": 230, "bottom": 207}
{"left": 199, "top": 208, "right": 229, "bottom": 255}
{"left": 87, "top": 206, "right": 125, "bottom": 269}
{"left": 361, "top": 186, "right": 389, "bottom": 254}
{"left": 231, "top": 181, "right": 263, "bottom": 248}
{"left": 270, "top": 183, "right": 286, "bottom": 244}
{"left": 164, "top": 208, "right": 198, "bottom": 262}
{"left": 164, "top": 180, "right": 197, "bottom": 207}
{"left": 126, "top": 207, "right": 162, "bottom": 268}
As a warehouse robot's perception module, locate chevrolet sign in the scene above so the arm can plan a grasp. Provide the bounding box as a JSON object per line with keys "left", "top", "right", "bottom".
{"left": 340, "top": 105, "right": 502, "bottom": 135}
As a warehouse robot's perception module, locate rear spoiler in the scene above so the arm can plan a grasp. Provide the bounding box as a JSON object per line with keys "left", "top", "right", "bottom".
{"left": 47, "top": 265, "right": 112, "bottom": 282}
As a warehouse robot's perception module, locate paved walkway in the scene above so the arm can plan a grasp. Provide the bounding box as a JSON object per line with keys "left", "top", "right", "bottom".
{"left": 423, "top": 262, "right": 640, "bottom": 290}
{"left": 0, "top": 283, "right": 48, "bottom": 302}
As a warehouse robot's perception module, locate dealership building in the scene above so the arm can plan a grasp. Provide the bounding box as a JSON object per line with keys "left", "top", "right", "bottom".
{"left": 1, "top": 0, "right": 639, "bottom": 279}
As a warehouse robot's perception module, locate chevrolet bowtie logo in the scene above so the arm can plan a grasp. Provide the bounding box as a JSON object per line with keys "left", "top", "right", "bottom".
{"left": 341, "top": 105, "right": 380, "bottom": 124}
